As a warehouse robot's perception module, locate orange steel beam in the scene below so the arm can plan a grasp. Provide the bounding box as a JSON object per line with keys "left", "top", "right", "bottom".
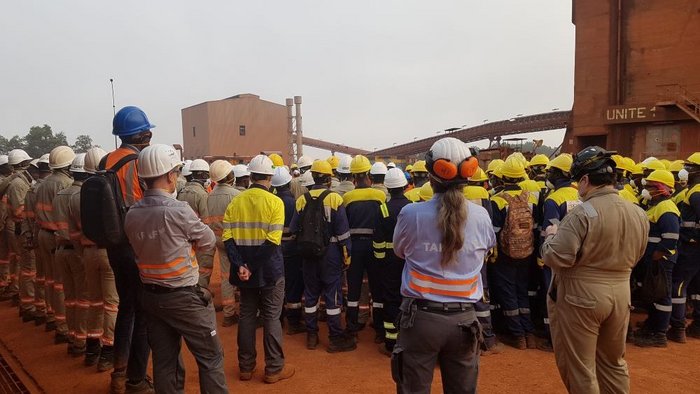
{"left": 302, "top": 136, "right": 371, "bottom": 155}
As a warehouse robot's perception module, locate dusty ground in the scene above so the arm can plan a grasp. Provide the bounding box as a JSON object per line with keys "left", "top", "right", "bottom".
{"left": 1, "top": 266, "right": 698, "bottom": 393}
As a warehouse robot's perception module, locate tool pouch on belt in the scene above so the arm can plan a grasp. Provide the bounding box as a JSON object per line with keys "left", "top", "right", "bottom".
{"left": 397, "top": 298, "right": 417, "bottom": 330}
{"left": 195, "top": 286, "right": 212, "bottom": 306}
{"left": 458, "top": 320, "right": 484, "bottom": 354}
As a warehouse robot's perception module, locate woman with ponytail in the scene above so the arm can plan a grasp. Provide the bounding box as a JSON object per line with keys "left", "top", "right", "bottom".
{"left": 391, "top": 138, "right": 496, "bottom": 394}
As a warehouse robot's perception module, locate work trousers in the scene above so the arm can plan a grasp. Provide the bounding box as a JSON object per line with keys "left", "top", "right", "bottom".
{"left": 346, "top": 237, "right": 384, "bottom": 336}
{"left": 5, "top": 227, "right": 20, "bottom": 294}
{"left": 475, "top": 263, "right": 496, "bottom": 348}
{"left": 548, "top": 276, "right": 630, "bottom": 394}
{"left": 0, "top": 228, "right": 9, "bottom": 289}
{"left": 84, "top": 246, "right": 118, "bottom": 346}
{"left": 643, "top": 259, "right": 674, "bottom": 333}
{"left": 393, "top": 299, "right": 480, "bottom": 394}
{"left": 671, "top": 245, "right": 700, "bottom": 329}
{"left": 215, "top": 243, "right": 239, "bottom": 318}
{"left": 381, "top": 257, "right": 404, "bottom": 352}
{"left": 196, "top": 249, "right": 215, "bottom": 288}
{"left": 303, "top": 256, "right": 344, "bottom": 338}
{"left": 238, "top": 278, "right": 285, "bottom": 375}
{"left": 18, "top": 242, "right": 36, "bottom": 315}
{"left": 38, "top": 229, "right": 68, "bottom": 334}
{"left": 56, "top": 245, "right": 88, "bottom": 346}
{"left": 107, "top": 245, "right": 150, "bottom": 383}
{"left": 143, "top": 286, "right": 228, "bottom": 394}
{"left": 284, "top": 251, "right": 304, "bottom": 325}
{"left": 490, "top": 255, "right": 534, "bottom": 337}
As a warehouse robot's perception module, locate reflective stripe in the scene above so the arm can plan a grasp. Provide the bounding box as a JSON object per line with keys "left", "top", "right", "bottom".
{"left": 374, "top": 252, "right": 386, "bottom": 259}
{"left": 330, "top": 231, "right": 351, "bottom": 242}
{"left": 138, "top": 254, "right": 196, "bottom": 280}
{"left": 304, "top": 304, "right": 318, "bottom": 314}
{"left": 286, "top": 302, "right": 302, "bottom": 309}
{"left": 385, "top": 332, "right": 398, "bottom": 340}
{"left": 681, "top": 221, "right": 699, "bottom": 228}
{"left": 661, "top": 232, "right": 680, "bottom": 240}
{"left": 347, "top": 301, "right": 359, "bottom": 307}
{"left": 654, "top": 303, "right": 673, "bottom": 312}
{"left": 408, "top": 270, "right": 479, "bottom": 298}
{"left": 326, "top": 308, "right": 341, "bottom": 316}
{"left": 35, "top": 202, "right": 53, "bottom": 212}
{"left": 385, "top": 242, "right": 394, "bottom": 250}
{"left": 503, "top": 309, "right": 519, "bottom": 317}
{"left": 372, "top": 302, "right": 384, "bottom": 308}
{"left": 234, "top": 238, "right": 267, "bottom": 246}
{"left": 690, "top": 294, "right": 700, "bottom": 301}
{"left": 373, "top": 241, "right": 386, "bottom": 249}
{"left": 475, "top": 310, "right": 491, "bottom": 318}
{"left": 527, "top": 291, "right": 538, "bottom": 297}
{"left": 648, "top": 237, "right": 661, "bottom": 244}
{"left": 350, "top": 228, "right": 374, "bottom": 236}
{"left": 383, "top": 321, "right": 396, "bottom": 330}
{"left": 223, "top": 221, "right": 280, "bottom": 231}
{"left": 519, "top": 308, "right": 531, "bottom": 314}
{"left": 672, "top": 297, "right": 686, "bottom": 304}
{"left": 543, "top": 318, "right": 550, "bottom": 324}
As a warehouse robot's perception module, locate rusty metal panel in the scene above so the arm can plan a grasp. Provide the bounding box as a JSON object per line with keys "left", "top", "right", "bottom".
{"left": 644, "top": 125, "right": 680, "bottom": 158}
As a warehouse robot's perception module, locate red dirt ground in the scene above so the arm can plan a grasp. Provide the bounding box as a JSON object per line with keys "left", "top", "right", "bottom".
{"left": 1, "top": 263, "right": 698, "bottom": 393}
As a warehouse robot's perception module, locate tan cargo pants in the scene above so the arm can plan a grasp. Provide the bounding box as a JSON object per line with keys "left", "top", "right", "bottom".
{"left": 216, "top": 242, "right": 239, "bottom": 318}
{"left": 38, "top": 229, "right": 68, "bottom": 334}
{"left": 83, "top": 246, "right": 119, "bottom": 346}
{"left": 56, "top": 245, "right": 88, "bottom": 346}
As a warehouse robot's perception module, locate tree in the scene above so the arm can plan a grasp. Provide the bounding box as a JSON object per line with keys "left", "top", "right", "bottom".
{"left": 72, "top": 134, "right": 93, "bottom": 153}
{"left": 22, "top": 125, "right": 68, "bottom": 158}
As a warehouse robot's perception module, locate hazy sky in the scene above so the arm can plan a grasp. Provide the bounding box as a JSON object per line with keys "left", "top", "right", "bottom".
{"left": 0, "top": 1, "right": 574, "bottom": 157}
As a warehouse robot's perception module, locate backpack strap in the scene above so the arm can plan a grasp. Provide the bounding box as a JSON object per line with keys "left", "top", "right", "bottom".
{"left": 98, "top": 153, "right": 138, "bottom": 173}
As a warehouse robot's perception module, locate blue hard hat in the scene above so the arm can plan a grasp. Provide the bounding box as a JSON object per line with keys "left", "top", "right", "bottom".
{"left": 112, "top": 106, "right": 156, "bottom": 136}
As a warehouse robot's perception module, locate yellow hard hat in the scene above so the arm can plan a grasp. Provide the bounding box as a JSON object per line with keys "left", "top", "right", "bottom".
{"left": 644, "top": 160, "right": 665, "bottom": 171}
{"left": 411, "top": 160, "right": 428, "bottom": 173}
{"left": 406, "top": 164, "right": 413, "bottom": 172}
{"left": 669, "top": 160, "right": 684, "bottom": 173}
{"left": 310, "top": 160, "right": 333, "bottom": 176}
{"left": 469, "top": 167, "right": 488, "bottom": 182}
{"left": 500, "top": 156, "right": 527, "bottom": 179}
{"left": 686, "top": 152, "right": 700, "bottom": 166}
{"left": 419, "top": 182, "right": 434, "bottom": 201}
{"left": 486, "top": 159, "right": 504, "bottom": 174}
{"left": 350, "top": 155, "right": 372, "bottom": 174}
{"left": 645, "top": 169, "right": 675, "bottom": 188}
{"left": 631, "top": 163, "right": 644, "bottom": 175}
{"left": 327, "top": 156, "right": 340, "bottom": 170}
{"left": 611, "top": 154, "right": 624, "bottom": 168}
{"left": 529, "top": 154, "right": 550, "bottom": 167}
{"left": 547, "top": 153, "right": 573, "bottom": 173}
{"left": 620, "top": 157, "right": 636, "bottom": 173}
{"left": 659, "top": 159, "right": 672, "bottom": 170}
{"left": 268, "top": 153, "right": 284, "bottom": 168}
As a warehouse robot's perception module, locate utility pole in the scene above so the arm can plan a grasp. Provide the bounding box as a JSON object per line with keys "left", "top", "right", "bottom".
{"left": 110, "top": 78, "right": 117, "bottom": 149}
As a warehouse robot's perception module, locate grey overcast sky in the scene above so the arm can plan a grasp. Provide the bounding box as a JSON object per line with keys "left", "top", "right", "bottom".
{"left": 0, "top": 0, "right": 574, "bottom": 157}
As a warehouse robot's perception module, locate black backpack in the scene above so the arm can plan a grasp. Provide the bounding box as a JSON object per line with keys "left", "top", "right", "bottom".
{"left": 80, "top": 153, "right": 137, "bottom": 248}
{"left": 296, "top": 190, "right": 331, "bottom": 259}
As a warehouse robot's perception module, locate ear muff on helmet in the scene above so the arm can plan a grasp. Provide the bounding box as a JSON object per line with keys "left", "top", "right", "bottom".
{"left": 426, "top": 150, "right": 479, "bottom": 182}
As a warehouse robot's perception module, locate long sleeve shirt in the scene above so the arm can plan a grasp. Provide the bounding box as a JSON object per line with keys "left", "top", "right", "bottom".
{"left": 644, "top": 199, "right": 680, "bottom": 263}
{"left": 35, "top": 171, "right": 74, "bottom": 232}
{"left": 679, "top": 184, "right": 700, "bottom": 245}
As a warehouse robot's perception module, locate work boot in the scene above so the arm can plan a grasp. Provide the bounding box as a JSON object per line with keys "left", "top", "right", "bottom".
{"left": 525, "top": 333, "right": 538, "bottom": 349}
{"left": 501, "top": 335, "right": 527, "bottom": 350}
{"left": 110, "top": 371, "right": 127, "bottom": 394}
{"left": 239, "top": 367, "right": 256, "bottom": 381}
{"left": 222, "top": 314, "right": 239, "bottom": 327}
{"left": 98, "top": 346, "right": 115, "bottom": 372}
{"left": 264, "top": 364, "right": 295, "bottom": 384}
{"left": 327, "top": 334, "right": 357, "bottom": 353}
{"left": 306, "top": 332, "right": 319, "bottom": 350}
{"left": 84, "top": 339, "right": 101, "bottom": 366}
{"left": 287, "top": 321, "right": 306, "bottom": 335}
{"left": 33, "top": 315, "right": 46, "bottom": 326}
{"left": 687, "top": 323, "right": 700, "bottom": 339}
{"left": 667, "top": 327, "right": 687, "bottom": 344}
{"left": 124, "top": 377, "right": 154, "bottom": 394}
{"left": 536, "top": 338, "right": 554, "bottom": 353}
{"left": 45, "top": 321, "right": 57, "bottom": 332}
{"left": 378, "top": 343, "right": 392, "bottom": 358}
{"left": 55, "top": 333, "right": 70, "bottom": 344}
{"left": 10, "top": 294, "right": 19, "bottom": 307}
{"left": 22, "top": 312, "right": 35, "bottom": 323}
{"left": 481, "top": 342, "right": 505, "bottom": 356}
{"left": 633, "top": 331, "right": 668, "bottom": 348}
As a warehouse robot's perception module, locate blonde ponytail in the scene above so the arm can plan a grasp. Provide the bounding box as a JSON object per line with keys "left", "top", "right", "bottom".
{"left": 437, "top": 185, "right": 468, "bottom": 266}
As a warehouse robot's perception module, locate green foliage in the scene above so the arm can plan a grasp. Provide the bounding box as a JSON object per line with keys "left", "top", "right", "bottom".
{"left": 72, "top": 134, "right": 93, "bottom": 153}
{"left": 0, "top": 124, "right": 92, "bottom": 157}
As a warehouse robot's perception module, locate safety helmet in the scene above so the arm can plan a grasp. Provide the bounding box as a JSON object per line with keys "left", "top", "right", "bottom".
{"left": 297, "top": 155, "right": 314, "bottom": 169}
{"left": 641, "top": 157, "right": 658, "bottom": 165}
{"left": 181, "top": 160, "right": 193, "bottom": 177}
{"left": 326, "top": 156, "right": 340, "bottom": 170}
{"left": 271, "top": 167, "right": 293, "bottom": 187}
{"left": 659, "top": 159, "right": 672, "bottom": 170}
{"left": 411, "top": 160, "right": 428, "bottom": 173}
{"left": 529, "top": 154, "right": 550, "bottom": 167}
{"left": 469, "top": 167, "right": 489, "bottom": 182}
{"left": 300, "top": 170, "right": 315, "bottom": 187}
{"left": 370, "top": 162, "right": 388, "bottom": 176}
{"left": 189, "top": 159, "right": 210, "bottom": 173}
{"left": 645, "top": 169, "right": 675, "bottom": 188}
{"left": 29, "top": 159, "right": 40, "bottom": 169}
{"left": 268, "top": 153, "right": 284, "bottom": 168}
{"left": 84, "top": 147, "right": 108, "bottom": 174}
{"left": 137, "top": 144, "right": 183, "bottom": 179}
{"left": 486, "top": 159, "right": 504, "bottom": 174}
{"left": 209, "top": 160, "right": 234, "bottom": 182}
{"left": 233, "top": 164, "right": 250, "bottom": 178}
{"left": 547, "top": 153, "right": 573, "bottom": 174}
{"left": 310, "top": 160, "right": 333, "bottom": 176}
{"left": 406, "top": 164, "right": 413, "bottom": 172}
{"left": 337, "top": 156, "right": 352, "bottom": 174}
{"left": 509, "top": 152, "right": 528, "bottom": 168}
{"left": 112, "top": 106, "right": 155, "bottom": 137}
{"left": 570, "top": 146, "right": 616, "bottom": 181}
{"left": 631, "top": 163, "right": 644, "bottom": 175}
{"left": 643, "top": 160, "right": 665, "bottom": 172}
{"left": 385, "top": 168, "right": 408, "bottom": 189}
{"left": 49, "top": 146, "right": 77, "bottom": 170}
{"left": 669, "top": 160, "right": 684, "bottom": 173}
{"left": 38, "top": 153, "right": 50, "bottom": 165}
{"left": 500, "top": 156, "right": 527, "bottom": 179}
{"left": 248, "top": 155, "right": 275, "bottom": 175}
{"left": 70, "top": 153, "right": 87, "bottom": 173}
{"left": 418, "top": 182, "right": 434, "bottom": 201}
{"left": 8, "top": 149, "right": 32, "bottom": 166}
{"left": 425, "top": 138, "right": 478, "bottom": 184}
{"left": 350, "top": 155, "right": 372, "bottom": 174}
{"left": 387, "top": 162, "right": 397, "bottom": 169}
{"left": 686, "top": 152, "right": 700, "bottom": 166}
{"left": 0, "top": 155, "right": 7, "bottom": 166}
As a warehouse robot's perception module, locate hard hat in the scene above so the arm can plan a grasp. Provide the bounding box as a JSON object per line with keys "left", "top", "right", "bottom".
{"left": 327, "top": 156, "right": 340, "bottom": 170}
{"left": 418, "top": 182, "right": 434, "bottom": 201}
{"left": 500, "top": 156, "right": 527, "bottom": 179}
{"left": 486, "top": 159, "right": 504, "bottom": 174}
{"left": 233, "top": 164, "right": 250, "bottom": 178}
{"left": 641, "top": 157, "right": 658, "bottom": 165}
{"left": 137, "top": 144, "right": 183, "bottom": 179}
{"left": 29, "top": 159, "right": 40, "bottom": 169}
{"left": 686, "top": 152, "right": 700, "bottom": 166}
{"left": 300, "top": 170, "right": 315, "bottom": 187}
{"left": 0, "top": 155, "right": 7, "bottom": 166}
{"left": 387, "top": 162, "right": 397, "bottom": 169}
{"left": 659, "top": 159, "right": 672, "bottom": 170}
{"left": 84, "top": 147, "right": 108, "bottom": 174}
{"left": 290, "top": 163, "right": 298, "bottom": 170}
{"left": 350, "top": 155, "right": 372, "bottom": 174}
{"left": 643, "top": 160, "right": 665, "bottom": 171}
{"left": 268, "top": 153, "right": 284, "bottom": 168}
{"left": 189, "top": 159, "right": 210, "bottom": 173}
{"left": 310, "top": 160, "right": 333, "bottom": 176}
{"left": 337, "top": 156, "right": 352, "bottom": 174}
{"left": 411, "top": 160, "right": 428, "bottom": 173}
{"left": 570, "top": 146, "right": 616, "bottom": 181}
{"left": 509, "top": 152, "right": 528, "bottom": 167}
{"left": 631, "top": 163, "right": 644, "bottom": 175}
{"left": 271, "top": 167, "right": 293, "bottom": 187}
{"left": 385, "top": 167, "right": 408, "bottom": 189}
{"left": 370, "top": 162, "right": 388, "bottom": 176}
{"left": 8, "top": 149, "right": 32, "bottom": 166}
{"left": 38, "top": 153, "right": 50, "bottom": 165}
{"left": 469, "top": 167, "right": 489, "bottom": 182}
{"left": 645, "top": 169, "right": 675, "bottom": 188}
{"left": 70, "top": 153, "right": 87, "bottom": 173}
{"left": 547, "top": 153, "right": 573, "bottom": 173}
{"left": 181, "top": 161, "right": 193, "bottom": 177}
{"left": 248, "top": 155, "right": 275, "bottom": 175}
{"left": 209, "top": 160, "right": 234, "bottom": 182}
{"left": 406, "top": 164, "right": 413, "bottom": 172}
{"left": 529, "top": 154, "right": 550, "bottom": 167}
{"left": 611, "top": 154, "right": 624, "bottom": 169}
{"left": 425, "top": 137, "right": 477, "bottom": 183}
{"left": 112, "top": 106, "right": 155, "bottom": 137}
{"left": 297, "top": 155, "right": 314, "bottom": 169}
{"left": 669, "top": 160, "right": 685, "bottom": 173}
{"left": 49, "top": 146, "right": 77, "bottom": 170}
{"left": 613, "top": 156, "right": 633, "bottom": 173}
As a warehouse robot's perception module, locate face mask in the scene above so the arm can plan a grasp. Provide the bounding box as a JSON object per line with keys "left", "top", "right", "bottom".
{"left": 204, "top": 179, "right": 212, "bottom": 189}
{"left": 630, "top": 179, "right": 637, "bottom": 189}
{"left": 545, "top": 180, "right": 555, "bottom": 190}
{"left": 679, "top": 169, "right": 689, "bottom": 182}
{"left": 641, "top": 179, "right": 647, "bottom": 187}
{"left": 640, "top": 188, "right": 652, "bottom": 201}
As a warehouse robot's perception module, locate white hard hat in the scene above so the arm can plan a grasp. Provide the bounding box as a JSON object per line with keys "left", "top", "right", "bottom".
{"left": 49, "top": 146, "right": 77, "bottom": 170}
{"left": 642, "top": 157, "right": 658, "bottom": 165}
{"left": 30, "top": 159, "right": 40, "bottom": 168}
{"left": 300, "top": 170, "right": 315, "bottom": 187}
{"left": 337, "top": 155, "right": 352, "bottom": 174}
{"left": 370, "top": 162, "right": 388, "bottom": 176}
{"left": 181, "top": 161, "right": 192, "bottom": 177}
{"left": 189, "top": 159, "right": 210, "bottom": 173}
{"left": 137, "top": 144, "right": 183, "bottom": 179}
{"left": 271, "top": 167, "right": 293, "bottom": 187}
{"left": 0, "top": 155, "right": 7, "bottom": 166}
{"left": 297, "top": 155, "right": 314, "bottom": 169}
{"left": 209, "top": 160, "right": 234, "bottom": 182}
{"left": 84, "top": 147, "right": 108, "bottom": 174}
{"left": 70, "top": 153, "right": 87, "bottom": 173}
{"left": 385, "top": 168, "right": 408, "bottom": 189}
{"left": 387, "top": 162, "right": 397, "bottom": 169}
{"left": 248, "top": 155, "right": 275, "bottom": 175}
{"left": 233, "top": 164, "right": 250, "bottom": 178}
{"left": 8, "top": 149, "right": 32, "bottom": 166}
{"left": 429, "top": 137, "right": 472, "bottom": 163}
{"left": 38, "top": 154, "right": 50, "bottom": 164}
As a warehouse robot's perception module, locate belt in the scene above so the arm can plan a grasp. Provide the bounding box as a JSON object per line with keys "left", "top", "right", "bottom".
{"left": 143, "top": 284, "right": 197, "bottom": 294}
{"left": 415, "top": 300, "right": 475, "bottom": 314}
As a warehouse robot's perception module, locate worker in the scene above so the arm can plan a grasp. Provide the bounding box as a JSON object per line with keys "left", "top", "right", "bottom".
{"left": 613, "top": 156, "right": 638, "bottom": 204}
{"left": 633, "top": 170, "right": 679, "bottom": 348}
{"left": 404, "top": 160, "right": 428, "bottom": 202}
{"left": 289, "top": 160, "right": 356, "bottom": 352}
{"left": 222, "top": 154, "right": 295, "bottom": 384}
{"left": 528, "top": 154, "right": 550, "bottom": 188}
{"left": 489, "top": 156, "right": 539, "bottom": 349}
{"left": 0, "top": 155, "right": 14, "bottom": 298}
{"left": 177, "top": 160, "right": 190, "bottom": 195}
{"left": 669, "top": 152, "right": 700, "bottom": 342}
{"left": 541, "top": 146, "right": 648, "bottom": 394}
{"left": 343, "top": 155, "right": 389, "bottom": 343}
{"left": 486, "top": 159, "right": 505, "bottom": 196}
{"left": 370, "top": 162, "right": 390, "bottom": 201}
{"left": 78, "top": 147, "right": 118, "bottom": 371}
{"left": 124, "top": 144, "right": 227, "bottom": 393}
{"left": 299, "top": 170, "right": 314, "bottom": 189}
{"left": 271, "top": 166, "right": 306, "bottom": 335}
{"left": 332, "top": 155, "right": 355, "bottom": 196}
{"left": 643, "top": 159, "right": 666, "bottom": 177}
{"left": 103, "top": 106, "right": 153, "bottom": 393}
{"left": 418, "top": 182, "right": 433, "bottom": 201}
{"left": 290, "top": 156, "right": 313, "bottom": 199}
{"left": 205, "top": 160, "right": 241, "bottom": 327}
{"left": 669, "top": 160, "right": 686, "bottom": 201}
{"left": 232, "top": 164, "right": 250, "bottom": 192}
{"left": 327, "top": 156, "right": 341, "bottom": 190}
{"left": 387, "top": 162, "right": 396, "bottom": 169}
{"left": 269, "top": 153, "right": 285, "bottom": 168}
{"left": 392, "top": 137, "right": 494, "bottom": 394}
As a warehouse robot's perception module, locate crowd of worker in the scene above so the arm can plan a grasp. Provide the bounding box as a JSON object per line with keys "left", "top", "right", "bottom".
{"left": 0, "top": 105, "right": 699, "bottom": 393}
